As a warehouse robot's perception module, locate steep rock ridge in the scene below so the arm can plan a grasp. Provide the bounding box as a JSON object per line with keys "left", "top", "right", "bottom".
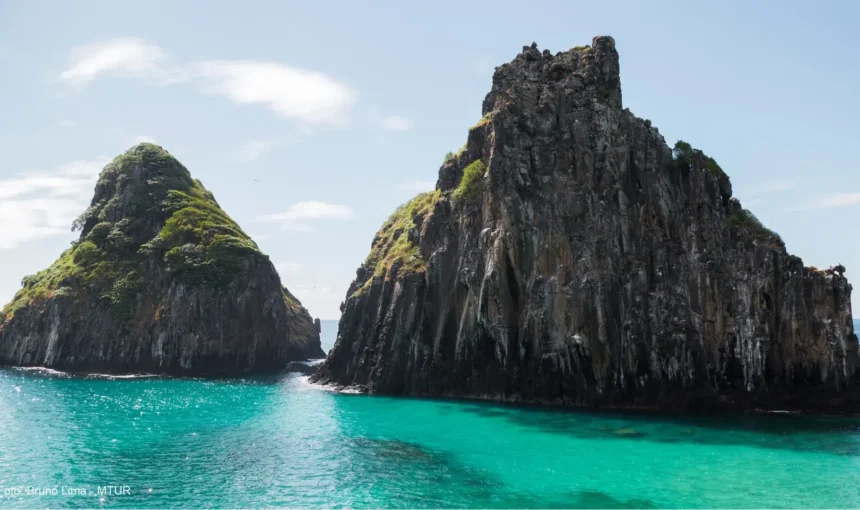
{"left": 0, "top": 143, "right": 324, "bottom": 375}
{"left": 313, "top": 37, "right": 858, "bottom": 412}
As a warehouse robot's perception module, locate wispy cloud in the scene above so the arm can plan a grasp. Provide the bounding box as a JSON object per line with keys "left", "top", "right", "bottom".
{"left": 131, "top": 135, "right": 157, "bottom": 145}
{"left": 760, "top": 180, "right": 797, "bottom": 193}
{"left": 398, "top": 180, "right": 436, "bottom": 192}
{"left": 57, "top": 119, "right": 78, "bottom": 128}
{"left": 59, "top": 38, "right": 357, "bottom": 126}
{"left": 790, "top": 192, "right": 860, "bottom": 212}
{"left": 740, "top": 179, "right": 799, "bottom": 209}
{"left": 239, "top": 139, "right": 275, "bottom": 162}
{"left": 258, "top": 201, "right": 354, "bottom": 232}
{"left": 0, "top": 159, "right": 107, "bottom": 249}
{"left": 59, "top": 38, "right": 176, "bottom": 86}
{"left": 743, "top": 180, "right": 798, "bottom": 198}
{"left": 195, "top": 61, "right": 357, "bottom": 126}
{"left": 367, "top": 107, "right": 414, "bottom": 134}
{"left": 381, "top": 115, "right": 414, "bottom": 132}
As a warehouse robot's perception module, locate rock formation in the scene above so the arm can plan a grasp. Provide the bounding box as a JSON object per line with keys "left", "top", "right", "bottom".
{"left": 0, "top": 143, "right": 324, "bottom": 375}
{"left": 313, "top": 37, "right": 858, "bottom": 412}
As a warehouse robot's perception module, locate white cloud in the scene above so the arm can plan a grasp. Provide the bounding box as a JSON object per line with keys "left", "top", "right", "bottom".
{"left": 398, "top": 180, "right": 436, "bottom": 192}
{"left": 258, "top": 201, "right": 354, "bottom": 232}
{"left": 761, "top": 180, "right": 797, "bottom": 193}
{"left": 131, "top": 135, "right": 157, "bottom": 145}
{"left": 239, "top": 139, "right": 275, "bottom": 162}
{"left": 59, "top": 38, "right": 356, "bottom": 126}
{"left": 59, "top": 38, "right": 172, "bottom": 86}
{"left": 57, "top": 120, "right": 78, "bottom": 128}
{"left": 791, "top": 192, "right": 860, "bottom": 212}
{"left": 367, "top": 107, "right": 413, "bottom": 133}
{"left": 742, "top": 180, "right": 797, "bottom": 199}
{"left": 381, "top": 115, "right": 414, "bottom": 132}
{"left": 0, "top": 159, "right": 107, "bottom": 249}
{"left": 195, "top": 61, "right": 357, "bottom": 125}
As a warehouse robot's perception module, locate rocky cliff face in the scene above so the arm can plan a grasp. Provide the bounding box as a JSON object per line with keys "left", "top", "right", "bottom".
{"left": 313, "top": 37, "right": 858, "bottom": 412}
{"left": 0, "top": 143, "right": 323, "bottom": 375}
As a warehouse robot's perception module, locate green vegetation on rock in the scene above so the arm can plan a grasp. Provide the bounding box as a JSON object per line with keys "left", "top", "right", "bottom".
{"left": 352, "top": 157, "right": 487, "bottom": 297}
{"left": 672, "top": 140, "right": 726, "bottom": 179}
{"left": 0, "top": 242, "right": 137, "bottom": 325}
{"left": 444, "top": 144, "right": 468, "bottom": 164}
{"left": 156, "top": 180, "right": 262, "bottom": 286}
{"left": 727, "top": 208, "right": 784, "bottom": 248}
{"left": 470, "top": 112, "right": 494, "bottom": 131}
{"left": 354, "top": 190, "right": 441, "bottom": 296}
{"left": 454, "top": 160, "right": 487, "bottom": 202}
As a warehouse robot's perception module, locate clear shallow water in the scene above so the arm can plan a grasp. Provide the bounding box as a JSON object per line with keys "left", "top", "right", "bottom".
{"left": 1, "top": 368, "right": 859, "bottom": 508}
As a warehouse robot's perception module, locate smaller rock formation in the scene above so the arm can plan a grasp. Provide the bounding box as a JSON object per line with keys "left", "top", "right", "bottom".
{"left": 0, "top": 143, "right": 324, "bottom": 375}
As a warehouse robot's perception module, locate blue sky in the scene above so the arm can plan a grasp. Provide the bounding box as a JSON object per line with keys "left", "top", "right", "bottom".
{"left": 1, "top": 1, "right": 858, "bottom": 319}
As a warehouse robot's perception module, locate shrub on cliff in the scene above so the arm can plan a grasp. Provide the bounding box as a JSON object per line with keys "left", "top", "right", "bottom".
{"left": 727, "top": 209, "right": 784, "bottom": 248}
{"left": 454, "top": 160, "right": 486, "bottom": 202}
{"left": 672, "top": 140, "right": 725, "bottom": 178}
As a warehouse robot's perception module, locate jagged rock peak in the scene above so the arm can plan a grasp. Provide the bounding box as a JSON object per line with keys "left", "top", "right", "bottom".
{"left": 1, "top": 143, "right": 324, "bottom": 376}
{"left": 482, "top": 36, "right": 621, "bottom": 117}
{"left": 314, "top": 36, "right": 857, "bottom": 413}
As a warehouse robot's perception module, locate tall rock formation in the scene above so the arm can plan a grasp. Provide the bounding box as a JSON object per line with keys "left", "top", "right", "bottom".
{"left": 313, "top": 37, "right": 858, "bottom": 412}
{"left": 0, "top": 143, "right": 324, "bottom": 375}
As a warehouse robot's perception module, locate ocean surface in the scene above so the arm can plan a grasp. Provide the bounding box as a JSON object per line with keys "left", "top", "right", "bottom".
{"left": 1, "top": 321, "right": 859, "bottom": 508}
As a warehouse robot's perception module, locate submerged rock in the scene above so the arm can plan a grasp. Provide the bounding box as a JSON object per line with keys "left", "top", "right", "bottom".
{"left": 313, "top": 36, "right": 858, "bottom": 412}
{"left": 0, "top": 143, "right": 324, "bottom": 375}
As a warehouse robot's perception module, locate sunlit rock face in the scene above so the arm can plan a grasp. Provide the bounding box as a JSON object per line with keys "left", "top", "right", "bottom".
{"left": 0, "top": 143, "right": 323, "bottom": 375}
{"left": 314, "top": 37, "right": 857, "bottom": 412}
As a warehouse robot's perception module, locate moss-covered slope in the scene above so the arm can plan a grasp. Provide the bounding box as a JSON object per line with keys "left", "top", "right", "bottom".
{"left": 0, "top": 143, "right": 323, "bottom": 375}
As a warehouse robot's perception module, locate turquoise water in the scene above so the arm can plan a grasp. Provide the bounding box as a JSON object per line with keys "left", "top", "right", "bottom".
{"left": 1, "top": 367, "right": 859, "bottom": 508}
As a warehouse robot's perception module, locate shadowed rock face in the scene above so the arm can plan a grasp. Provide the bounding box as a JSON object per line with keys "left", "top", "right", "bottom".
{"left": 314, "top": 37, "right": 858, "bottom": 412}
{"left": 0, "top": 144, "right": 324, "bottom": 376}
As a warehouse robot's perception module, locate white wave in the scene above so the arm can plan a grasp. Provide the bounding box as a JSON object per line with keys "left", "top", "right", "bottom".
{"left": 12, "top": 366, "right": 71, "bottom": 377}
{"left": 8, "top": 366, "right": 160, "bottom": 380}
{"left": 301, "top": 376, "right": 364, "bottom": 394}
{"left": 84, "top": 373, "right": 159, "bottom": 380}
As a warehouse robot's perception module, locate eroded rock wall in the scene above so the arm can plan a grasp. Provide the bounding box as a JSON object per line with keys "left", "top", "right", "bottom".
{"left": 314, "top": 37, "right": 857, "bottom": 412}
